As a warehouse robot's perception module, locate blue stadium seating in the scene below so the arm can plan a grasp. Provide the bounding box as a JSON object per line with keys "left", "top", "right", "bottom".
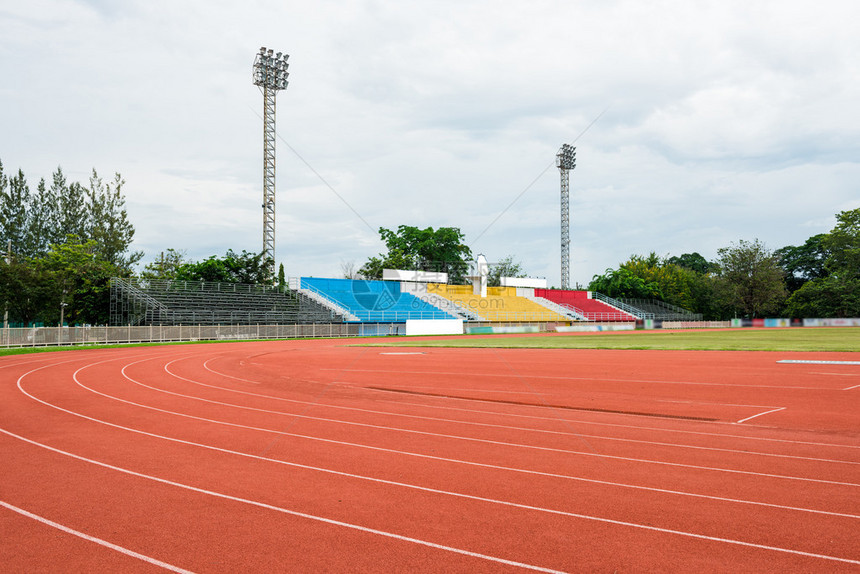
{"left": 301, "top": 278, "right": 455, "bottom": 322}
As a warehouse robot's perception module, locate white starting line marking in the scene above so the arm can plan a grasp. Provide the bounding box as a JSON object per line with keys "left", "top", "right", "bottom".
{"left": 736, "top": 407, "right": 786, "bottom": 424}
{"left": 778, "top": 360, "right": 860, "bottom": 365}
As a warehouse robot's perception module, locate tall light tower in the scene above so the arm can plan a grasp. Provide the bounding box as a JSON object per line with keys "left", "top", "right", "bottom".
{"left": 556, "top": 143, "right": 576, "bottom": 290}
{"left": 253, "top": 47, "right": 289, "bottom": 279}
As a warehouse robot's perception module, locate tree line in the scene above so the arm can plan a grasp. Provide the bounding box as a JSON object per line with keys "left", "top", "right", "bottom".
{"left": 0, "top": 160, "right": 140, "bottom": 325}
{"left": 140, "top": 247, "right": 276, "bottom": 285}
{"left": 355, "top": 217, "right": 859, "bottom": 319}
{"left": 587, "top": 208, "right": 860, "bottom": 319}
{"left": 0, "top": 159, "right": 284, "bottom": 326}
{"left": 2, "top": 157, "right": 855, "bottom": 325}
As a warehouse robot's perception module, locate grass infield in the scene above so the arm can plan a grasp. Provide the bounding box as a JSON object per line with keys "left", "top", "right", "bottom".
{"left": 0, "top": 327, "right": 857, "bottom": 356}
{"left": 365, "top": 327, "right": 860, "bottom": 352}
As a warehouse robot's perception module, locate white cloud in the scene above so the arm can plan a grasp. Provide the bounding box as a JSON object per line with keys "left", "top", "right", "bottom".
{"left": 1, "top": 0, "right": 858, "bottom": 288}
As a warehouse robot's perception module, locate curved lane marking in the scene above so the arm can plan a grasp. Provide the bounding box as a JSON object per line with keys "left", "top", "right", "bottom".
{"left": 49, "top": 356, "right": 860, "bottom": 519}
{"left": 0, "top": 500, "right": 195, "bottom": 574}
{"left": 8, "top": 351, "right": 860, "bottom": 568}
{"left": 3, "top": 424, "right": 859, "bottom": 568}
{"left": 187, "top": 357, "right": 858, "bottom": 465}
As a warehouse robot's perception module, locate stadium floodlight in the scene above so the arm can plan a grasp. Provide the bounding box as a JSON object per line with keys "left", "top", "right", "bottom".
{"left": 253, "top": 46, "right": 289, "bottom": 280}
{"left": 556, "top": 144, "right": 576, "bottom": 290}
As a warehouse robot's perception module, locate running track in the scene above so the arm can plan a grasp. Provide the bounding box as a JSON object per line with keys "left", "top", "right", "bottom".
{"left": 1, "top": 339, "right": 858, "bottom": 572}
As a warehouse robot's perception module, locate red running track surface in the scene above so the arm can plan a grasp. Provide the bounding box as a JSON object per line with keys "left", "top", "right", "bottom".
{"left": 1, "top": 339, "right": 858, "bottom": 572}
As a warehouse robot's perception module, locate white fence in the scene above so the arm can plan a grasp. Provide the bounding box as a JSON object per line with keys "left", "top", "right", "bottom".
{"left": 4, "top": 318, "right": 857, "bottom": 348}
{"left": 0, "top": 323, "right": 405, "bottom": 348}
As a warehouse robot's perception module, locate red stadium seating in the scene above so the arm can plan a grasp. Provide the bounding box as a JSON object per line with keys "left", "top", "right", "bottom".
{"left": 534, "top": 289, "right": 636, "bottom": 322}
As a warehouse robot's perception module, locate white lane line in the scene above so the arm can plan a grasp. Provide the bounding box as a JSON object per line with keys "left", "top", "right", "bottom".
{"left": 199, "top": 356, "right": 860, "bottom": 452}
{"left": 654, "top": 398, "right": 782, "bottom": 409}
{"left": 320, "top": 368, "right": 828, "bottom": 390}
{"left": 3, "top": 426, "right": 859, "bottom": 568}
{"left": 124, "top": 362, "right": 860, "bottom": 486}
{"left": 0, "top": 500, "right": 195, "bottom": 574}
{"left": 0, "top": 428, "right": 565, "bottom": 574}
{"left": 67, "top": 370, "right": 860, "bottom": 520}
{"left": 365, "top": 386, "right": 551, "bottom": 395}
{"left": 778, "top": 360, "right": 860, "bottom": 365}
{"left": 845, "top": 383, "right": 860, "bottom": 391}
{"left": 21, "top": 354, "right": 849, "bottom": 523}
{"left": 737, "top": 408, "right": 787, "bottom": 425}
{"left": 379, "top": 352, "right": 426, "bottom": 355}
{"left": 381, "top": 397, "right": 860, "bottom": 451}
{"left": 169, "top": 359, "right": 860, "bottom": 466}
{"left": 12, "top": 356, "right": 860, "bottom": 563}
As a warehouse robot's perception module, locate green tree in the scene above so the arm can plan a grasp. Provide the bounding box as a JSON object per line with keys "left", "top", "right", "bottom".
{"left": 86, "top": 170, "right": 142, "bottom": 272}
{"left": 37, "top": 239, "right": 119, "bottom": 325}
{"left": 277, "top": 263, "right": 286, "bottom": 290}
{"left": 588, "top": 266, "right": 664, "bottom": 300}
{"left": 0, "top": 159, "right": 143, "bottom": 324}
{"left": 26, "top": 178, "right": 53, "bottom": 256}
{"left": 713, "top": 239, "right": 786, "bottom": 318}
{"left": 487, "top": 255, "right": 525, "bottom": 287}
{"left": 60, "top": 180, "right": 88, "bottom": 243}
{"left": 667, "top": 252, "right": 713, "bottom": 275}
{"left": 784, "top": 275, "right": 860, "bottom": 318}
{"left": 823, "top": 208, "right": 860, "bottom": 278}
{"left": 0, "top": 167, "right": 31, "bottom": 256}
{"left": 174, "top": 250, "right": 272, "bottom": 284}
{"left": 360, "top": 225, "right": 472, "bottom": 282}
{"left": 781, "top": 208, "right": 860, "bottom": 318}
{"left": 774, "top": 234, "right": 830, "bottom": 292}
{"left": 0, "top": 255, "right": 58, "bottom": 325}
{"left": 141, "top": 249, "right": 188, "bottom": 281}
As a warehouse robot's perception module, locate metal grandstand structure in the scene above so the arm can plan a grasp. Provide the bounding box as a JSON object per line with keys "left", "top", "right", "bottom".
{"left": 619, "top": 298, "right": 703, "bottom": 321}
{"left": 109, "top": 278, "right": 341, "bottom": 326}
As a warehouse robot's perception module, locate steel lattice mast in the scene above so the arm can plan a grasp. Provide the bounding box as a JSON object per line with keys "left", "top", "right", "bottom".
{"left": 556, "top": 144, "right": 576, "bottom": 290}
{"left": 253, "top": 47, "right": 289, "bottom": 279}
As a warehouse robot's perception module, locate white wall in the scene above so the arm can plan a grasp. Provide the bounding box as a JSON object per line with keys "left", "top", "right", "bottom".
{"left": 501, "top": 277, "right": 547, "bottom": 288}
{"left": 383, "top": 269, "right": 449, "bottom": 283}
{"left": 405, "top": 319, "right": 464, "bottom": 336}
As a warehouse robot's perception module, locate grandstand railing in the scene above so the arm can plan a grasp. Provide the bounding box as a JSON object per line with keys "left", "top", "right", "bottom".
{"left": 419, "top": 292, "right": 482, "bottom": 321}
{"left": 591, "top": 292, "right": 653, "bottom": 320}
{"left": 129, "top": 279, "right": 288, "bottom": 294}
{"left": 297, "top": 278, "right": 457, "bottom": 322}
{"left": 619, "top": 298, "right": 703, "bottom": 321}
{"left": 557, "top": 303, "right": 638, "bottom": 322}
{"left": 525, "top": 295, "right": 587, "bottom": 321}
{"left": 0, "top": 323, "right": 406, "bottom": 348}
{"left": 291, "top": 278, "right": 360, "bottom": 321}
{"left": 110, "top": 277, "right": 340, "bottom": 326}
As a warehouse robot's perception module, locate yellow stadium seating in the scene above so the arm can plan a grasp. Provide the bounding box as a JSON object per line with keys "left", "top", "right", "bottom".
{"left": 427, "top": 284, "right": 568, "bottom": 322}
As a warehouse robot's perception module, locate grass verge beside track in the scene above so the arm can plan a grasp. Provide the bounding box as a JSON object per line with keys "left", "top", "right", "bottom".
{"left": 363, "top": 327, "right": 860, "bottom": 352}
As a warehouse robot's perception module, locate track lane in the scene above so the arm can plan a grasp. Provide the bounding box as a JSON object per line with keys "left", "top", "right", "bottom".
{"left": 8, "top": 352, "right": 860, "bottom": 568}
{"left": 2, "top": 342, "right": 858, "bottom": 572}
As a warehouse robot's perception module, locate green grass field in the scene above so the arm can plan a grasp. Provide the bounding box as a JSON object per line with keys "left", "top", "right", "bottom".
{"left": 1, "top": 328, "right": 857, "bottom": 356}
{"left": 366, "top": 327, "right": 860, "bottom": 352}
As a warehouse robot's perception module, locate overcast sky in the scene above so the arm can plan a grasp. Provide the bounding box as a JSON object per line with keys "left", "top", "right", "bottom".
{"left": 2, "top": 0, "right": 858, "bottom": 287}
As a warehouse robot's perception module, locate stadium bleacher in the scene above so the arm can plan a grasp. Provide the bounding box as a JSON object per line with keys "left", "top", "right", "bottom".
{"left": 110, "top": 278, "right": 338, "bottom": 325}
{"left": 619, "top": 298, "right": 702, "bottom": 321}
{"left": 534, "top": 289, "right": 637, "bottom": 321}
{"left": 300, "top": 277, "right": 456, "bottom": 322}
{"left": 429, "top": 284, "right": 570, "bottom": 322}
{"left": 110, "top": 275, "right": 650, "bottom": 327}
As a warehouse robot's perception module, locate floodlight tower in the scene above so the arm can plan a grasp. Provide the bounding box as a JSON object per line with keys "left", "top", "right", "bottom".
{"left": 253, "top": 47, "right": 289, "bottom": 279}
{"left": 556, "top": 144, "right": 576, "bottom": 290}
